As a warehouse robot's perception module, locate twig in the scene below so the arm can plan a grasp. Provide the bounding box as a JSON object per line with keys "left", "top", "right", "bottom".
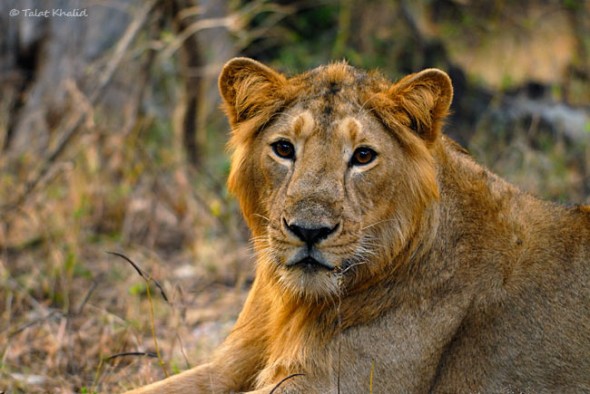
{"left": 108, "top": 251, "right": 170, "bottom": 378}
{"left": 75, "top": 279, "right": 99, "bottom": 315}
{"left": 107, "top": 251, "right": 169, "bottom": 303}
{"left": 269, "top": 373, "right": 305, "bottom": 394}
{"left": 91, "top": 356, "right": 105, "bottom": 393}
{"left": 92, "top": 351, "right": 158, "bottom": 393}
{"left": 159, "top": 16, "right": 237, "bottom": 60}
{"left": 369, "top": 359, "right": 375, "bottom": 394}
{"left": 105, "top": 351, "right": 158, "bottom": 361}
{"left": 8, "top": 311, "right": 59, "bottom": 338}
{"left": 144, "top": 276, "right": 169, "bottom": 377}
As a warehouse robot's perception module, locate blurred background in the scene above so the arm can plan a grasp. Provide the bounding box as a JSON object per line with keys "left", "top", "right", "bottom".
{"left": 0, "top": 0, "right": 589, "bottom": 392}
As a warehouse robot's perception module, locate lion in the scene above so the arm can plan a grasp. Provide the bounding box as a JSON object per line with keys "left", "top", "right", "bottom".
{"left": 125, "top": 58, "right": 590, "bottom": 393}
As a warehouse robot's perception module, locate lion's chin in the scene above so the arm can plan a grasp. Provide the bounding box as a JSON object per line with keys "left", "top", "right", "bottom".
{"left": 278, "top": 265, "right": 341, "bottom": 301}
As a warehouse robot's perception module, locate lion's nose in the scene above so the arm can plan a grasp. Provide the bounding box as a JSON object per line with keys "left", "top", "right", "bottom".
{"left": 285, "top": 221, "right": 339, "bottom": 247}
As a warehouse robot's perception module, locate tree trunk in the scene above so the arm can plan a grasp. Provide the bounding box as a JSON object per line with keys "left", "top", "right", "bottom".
{"left": 0, "top": 0, "right": 144, "bottom": 158}
{"left": 172, "top": 0, "right": 235, "bottom": 168}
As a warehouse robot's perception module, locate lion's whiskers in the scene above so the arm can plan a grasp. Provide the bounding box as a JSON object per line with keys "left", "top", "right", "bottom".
{"left": 340, "top": 260, "right": 368, "bottom": 275}
{"left": 253, "top": 213, "right": 271, "bottom": 223}
{"left": 361, "top": 218, "right": 399, "bottom": 231}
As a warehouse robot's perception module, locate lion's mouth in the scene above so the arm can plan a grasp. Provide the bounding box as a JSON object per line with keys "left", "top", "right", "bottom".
{"left": 286, "top": 256, "right": 335, "bottom": 272}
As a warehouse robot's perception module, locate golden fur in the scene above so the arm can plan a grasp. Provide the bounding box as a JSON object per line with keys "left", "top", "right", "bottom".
{"left": 125, "top": 58, "right": 590, "bottom": 393}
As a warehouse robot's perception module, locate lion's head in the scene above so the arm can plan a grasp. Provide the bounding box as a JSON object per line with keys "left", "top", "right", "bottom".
{"left": 219, "top": 58, "right": 453, "bottom": 300}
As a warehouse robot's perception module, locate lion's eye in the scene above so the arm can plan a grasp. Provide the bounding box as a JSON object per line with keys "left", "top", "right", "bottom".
{"left": 271, "top": 140, "right": 295, "bottom": 160}
{"left": 351, "top": 147, "right": 377, "bottom": 166}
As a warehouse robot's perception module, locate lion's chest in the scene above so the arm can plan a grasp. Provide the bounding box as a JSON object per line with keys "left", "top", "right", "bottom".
{"left": 319, "top": 293, "right": 469, "bottom": 392}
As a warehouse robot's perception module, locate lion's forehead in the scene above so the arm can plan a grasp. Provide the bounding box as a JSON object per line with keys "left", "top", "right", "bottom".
{"left": 287, "top": 63, "right": 387, "bottom": 123}
{"left": 295, "top": 62, "right": 386, "bottom": 97}
{"left": 284, "top": 109, "right": 365, "bottom": 146}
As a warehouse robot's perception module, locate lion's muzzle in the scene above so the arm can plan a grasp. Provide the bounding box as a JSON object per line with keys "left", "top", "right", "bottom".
{"left": 282, "top": 219, "right": 340, "bottom": 271}
{"left": 284, "top": 220, "right": 339, "bottom": 247}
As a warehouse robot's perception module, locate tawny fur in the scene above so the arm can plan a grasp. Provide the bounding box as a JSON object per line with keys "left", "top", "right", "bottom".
{"left": 125, "top": 58, "right": 590, "bottom": 393}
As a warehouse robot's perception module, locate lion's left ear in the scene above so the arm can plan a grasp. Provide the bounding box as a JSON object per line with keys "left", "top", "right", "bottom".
{"left": 219, "top": 57, "right": 288, "bottom": 126}
{"left": 388, "top": 68, "right": 453, "bottom": 142}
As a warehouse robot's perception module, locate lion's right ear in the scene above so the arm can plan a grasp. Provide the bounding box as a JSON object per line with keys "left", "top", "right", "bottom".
{"left": 219, "top": 58, "right": 288, "bottom": 126}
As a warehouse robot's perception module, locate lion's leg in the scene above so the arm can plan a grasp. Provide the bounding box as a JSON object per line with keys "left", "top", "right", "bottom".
{"left": 124, "top": 363, "right": 221, "bottom": 394}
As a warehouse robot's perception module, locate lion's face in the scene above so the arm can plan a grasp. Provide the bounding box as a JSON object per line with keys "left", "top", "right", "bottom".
{"left": 219, "top": 59, "right": 452, "bottom": 299}
{"left": 261, "top": 106, "right": 402, "bottom": 298}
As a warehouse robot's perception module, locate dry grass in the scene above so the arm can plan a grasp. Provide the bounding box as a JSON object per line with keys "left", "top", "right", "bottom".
{"left": 0, "top": 117, "right": 253, "bottom": 393}
{"left": 1, "top": 245, "right": 249, "bottom": 393}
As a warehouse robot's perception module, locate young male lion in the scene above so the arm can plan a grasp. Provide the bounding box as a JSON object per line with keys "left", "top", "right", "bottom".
{"left": 126, "top": 58, "right": 590, "bottom": 393}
